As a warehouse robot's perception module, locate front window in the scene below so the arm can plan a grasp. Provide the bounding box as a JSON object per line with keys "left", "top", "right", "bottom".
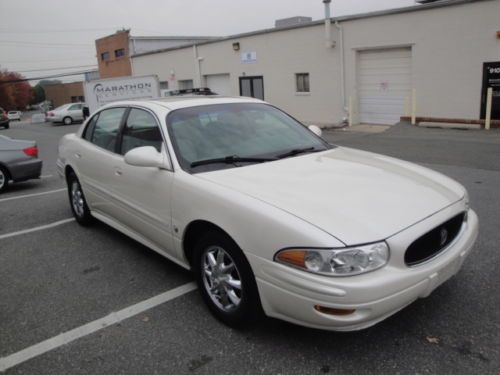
{"left": 120, "top": 109, "right": 163, "bottom": 155}
{"left": 167, "top": 103, "right": 331, "bottom": 172}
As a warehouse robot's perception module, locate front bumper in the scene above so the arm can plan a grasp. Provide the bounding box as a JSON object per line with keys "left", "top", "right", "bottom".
{"left": 249, "top": 208, "right": 478, "bottom": 331}
{"left": 10, "top": 159, "right": 43, "bottom": 182}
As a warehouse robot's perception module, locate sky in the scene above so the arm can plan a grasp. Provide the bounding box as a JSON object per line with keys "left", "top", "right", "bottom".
{"left": 0, "top": 0, "right": 417, "bottom": 84}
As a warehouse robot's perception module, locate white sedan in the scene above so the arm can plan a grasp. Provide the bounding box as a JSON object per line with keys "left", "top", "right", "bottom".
{"left": 7, "top": 111, "right": 22, "bottom": 121}
{"left": 47, "top": 103, "right": 84, "bottom": 125}
{"left": 57, "top": 97, "right": 478, "bottom": 331}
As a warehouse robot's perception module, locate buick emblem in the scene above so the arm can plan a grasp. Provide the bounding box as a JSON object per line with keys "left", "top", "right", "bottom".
{"left": 439, "top": 228, "right": 448, "bottom": 246}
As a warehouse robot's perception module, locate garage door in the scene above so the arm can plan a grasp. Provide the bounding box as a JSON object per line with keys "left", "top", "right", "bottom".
{"left": 358, "top": 48, "right": 412, "bottom": 125}
{"left": 205, "top": 74, "right": 231, "bottom": 96}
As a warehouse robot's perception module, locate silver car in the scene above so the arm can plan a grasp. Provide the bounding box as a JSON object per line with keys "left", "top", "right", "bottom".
{"left": 0, "top": 135, "right": 43, "bottom": 193}
{"left": 47, "top": 103, "right": 84, "bottom": 125}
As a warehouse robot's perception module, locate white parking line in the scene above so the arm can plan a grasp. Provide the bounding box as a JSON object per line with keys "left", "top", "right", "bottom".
{"left": 0, "top": 282, "right": 197, "bottom": 372}
{"left": 0, "top": 188, "right": 66, "bottom": 203}
{"left": 0, "top": 218, "right": 75, "bottom": 240}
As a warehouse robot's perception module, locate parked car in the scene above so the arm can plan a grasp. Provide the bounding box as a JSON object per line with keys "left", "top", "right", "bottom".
{"left": 57, "top": 97, "right": 478, "bottom": 331}
{"left": 7, "top": 111, "right": 22, "bottom": 121}
{"left": 47, "top": 103, "right": 84, "bottom": 125}
{"left": 0, "top": 108, "right": 9, "bottom": 129}
{"left": 0, "top": 135, "right": 42, "bottom": 193}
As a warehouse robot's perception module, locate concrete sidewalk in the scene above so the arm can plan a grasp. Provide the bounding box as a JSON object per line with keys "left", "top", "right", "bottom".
{"left": 329, "top": 123, "right": 391, "bottom": 133}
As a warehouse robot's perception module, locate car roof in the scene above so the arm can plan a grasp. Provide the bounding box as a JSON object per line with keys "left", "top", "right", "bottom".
{"left": 102, "top": 96, "right": 265, "bottom": 111}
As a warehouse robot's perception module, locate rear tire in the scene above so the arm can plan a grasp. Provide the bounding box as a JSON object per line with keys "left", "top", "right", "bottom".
{"left": 193, "top": 231, "right": 262, "bottom": 328}
{"left": 67, "top": 172, "right": 93, "bottom": 225}
{"left": 0, "top": 166, "right": 10, "bottom": 193}
{"left": 63, "top": 117, "right": 73, "bottom": 125}
{"left": 4, "top": 123, "right": 9, "bottom": 129}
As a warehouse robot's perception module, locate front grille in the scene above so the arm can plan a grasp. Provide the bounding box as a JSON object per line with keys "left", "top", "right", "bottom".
{"left": 405, "top": 212, "right": 466, "bottom": 266}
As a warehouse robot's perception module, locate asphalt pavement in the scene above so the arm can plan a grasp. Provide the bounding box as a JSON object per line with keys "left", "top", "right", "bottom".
{"left": 0, "top": 120, "right": 499, "bottom": 374}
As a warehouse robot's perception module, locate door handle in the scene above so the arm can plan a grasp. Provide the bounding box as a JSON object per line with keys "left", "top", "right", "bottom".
{"left": 114, "top": 169, "right": 123, "bottom": 176}
{"left": 75, "top": 153, "right": 81, "bottom": 159}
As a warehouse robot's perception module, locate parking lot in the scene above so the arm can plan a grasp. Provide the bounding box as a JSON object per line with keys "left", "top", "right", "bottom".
{"left": 1, "top": 120, "right": 499, "bottom": 374}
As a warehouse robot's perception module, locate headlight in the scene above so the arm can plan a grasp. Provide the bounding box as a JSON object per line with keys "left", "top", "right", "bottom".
{"left": 275, "top": 242, "right": 389, "bottom": 276}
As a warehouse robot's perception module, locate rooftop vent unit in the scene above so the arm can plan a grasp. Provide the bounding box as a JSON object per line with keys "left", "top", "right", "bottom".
{"left": 275, "top": 16, "right": 313, "bottom": 28}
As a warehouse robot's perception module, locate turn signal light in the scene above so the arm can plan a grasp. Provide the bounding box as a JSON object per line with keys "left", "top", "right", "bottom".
{"left": 275, "top": 250, "right": 306, "bottom": 268}
{"left": 314, "top": 305, "right": 355, "bottom": 316}
{"left": 23, "top": 146, "right": 38, "bottom": 158}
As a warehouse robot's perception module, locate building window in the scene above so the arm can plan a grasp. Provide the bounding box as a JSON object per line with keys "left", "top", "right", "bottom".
{"left": 160, "top": 81, "right": 169, "bottom": 90}
{"left": 115, "top": 48, "right": 126, "bottom": 58}
{"left": 101, "top": 52, "right": 110, "bottom": 61}
{"left": 70, "top": 96, "right": 84, "bottom": 103}
{"left": 295, "top": 73, "right": 310, "bottom": 93}
{"left": 178, "top": 79, "right": 194, "bottom": 90}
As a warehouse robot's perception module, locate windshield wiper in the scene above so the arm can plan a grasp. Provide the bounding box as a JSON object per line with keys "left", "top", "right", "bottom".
{"left": 277, "top": 146, "right": 321, "bottom": 159}
{"left": 190, "top": 155, "right": 277, "bottom": 168}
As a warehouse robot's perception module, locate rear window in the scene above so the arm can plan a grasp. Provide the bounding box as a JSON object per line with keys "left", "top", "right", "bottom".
{"left": 90, "top": 108, "right": 127, "bottom": 153}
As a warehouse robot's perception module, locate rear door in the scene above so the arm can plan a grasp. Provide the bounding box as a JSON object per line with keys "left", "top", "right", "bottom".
{"left": 75, "top": 107, "right": 128, "bottom": 218}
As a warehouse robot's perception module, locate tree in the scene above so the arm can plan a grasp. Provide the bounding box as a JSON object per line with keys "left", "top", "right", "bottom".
{"left": 0, "top": 70, "right": 33, "bottom": 110}
{"left": 31, "top": 84, "right": 46, "bottom": 104}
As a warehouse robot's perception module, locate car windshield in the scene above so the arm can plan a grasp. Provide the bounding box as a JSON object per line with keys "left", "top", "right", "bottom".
{"left": 167, "top": 103, "right": 332, "bottom": 172}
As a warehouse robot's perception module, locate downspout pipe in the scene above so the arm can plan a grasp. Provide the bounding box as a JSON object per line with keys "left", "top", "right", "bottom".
{"left": 323, "top": 0, "right": 333, "bottom": 48}
{"left": 335, "top": 19, "right": 347, "bottom": 113}
{"left": 193, "top": 45, "right": 203, "bottom": 87}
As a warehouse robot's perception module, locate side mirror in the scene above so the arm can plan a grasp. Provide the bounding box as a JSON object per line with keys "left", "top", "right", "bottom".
{"left": 308, "top": 125, "right": 322, "bottom": 137}
{"left": 124, "top": 146, "right": 171, "bottom": 170}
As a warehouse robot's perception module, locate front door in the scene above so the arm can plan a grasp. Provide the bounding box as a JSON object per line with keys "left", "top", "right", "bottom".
{"left": 481, "top": 62, "right": 500, "bottom": 120}
{"left": 112, "top": 107, "right": 175, "bottom": 256}
{"left": 239, "top": 76, "right": 264, "bottom": 100}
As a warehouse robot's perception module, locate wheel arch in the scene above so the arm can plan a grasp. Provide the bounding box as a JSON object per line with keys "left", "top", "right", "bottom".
{"left": 64, "top": 164, "right": 76, "bottom": 183}
{"left": 0, "top": 162, "right": 12, "bottom": 180}
{"left": 182, "top": 220, "right": 239, "bottom": 268}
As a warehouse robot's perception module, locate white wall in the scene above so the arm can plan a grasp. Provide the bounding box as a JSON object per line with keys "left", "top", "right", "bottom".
{"left": 132, "top": 26, "right": 344, "bottom": 126}
{"left": 343, "top": 0, "right": 500, "bottom": 121}
{"left": 132, "top": 0, "right": 500, "bottom": 125}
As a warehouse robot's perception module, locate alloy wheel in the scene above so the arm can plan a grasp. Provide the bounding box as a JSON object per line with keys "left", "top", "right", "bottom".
{"left": 0, "top": 169, "right": 5, "bottom": 190}
{"left": 202, "top": 246, "right": 243, "bottom": 312}
{"left": 71, "top": 181, "right": 85, "bottom": 218}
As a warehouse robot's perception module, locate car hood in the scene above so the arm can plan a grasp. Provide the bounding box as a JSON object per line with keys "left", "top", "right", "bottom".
{"left": 197, "top": 147, "right": 465, "bottom": 245}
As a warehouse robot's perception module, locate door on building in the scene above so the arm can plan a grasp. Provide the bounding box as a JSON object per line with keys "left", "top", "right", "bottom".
{"left": 357, "top": 48, "right": 412, "bottom": 125}
{"left": 205, "top": 74, "right": 231, "bottom": 96}
{"left": 480, "top": 62, "right": 500, "bottom": 120}
{"left": 239, "top": 76, "right": 264, "bottom": 100}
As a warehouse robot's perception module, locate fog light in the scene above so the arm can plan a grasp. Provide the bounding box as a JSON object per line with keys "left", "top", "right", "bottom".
{"left": 314, "top": 305, "right": 355, "bottom": 316}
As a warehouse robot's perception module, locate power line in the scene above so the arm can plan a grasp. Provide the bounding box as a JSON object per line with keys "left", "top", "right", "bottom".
{"left": 0, "top": 57, "right": 96, "bottom": 64}
{"left": 0, "top": 69, "right": 96, "bottom": 84}
{"left": 0, "top": 40, "right": 93, "bottom": 48}
{"left": 0, "top": 40, "right": 93, "bottom": 47}
{"left": 16, "top": 65, "right": 97, "bottom": 73}
{"left": 0, "top": 27, "right": 125, "bottom": 34}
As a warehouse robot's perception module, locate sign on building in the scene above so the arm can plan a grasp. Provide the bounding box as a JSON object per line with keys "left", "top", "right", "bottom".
{"left": 83, "top": 75, "right": 160, "bottom": 113}
{"left": 241, "top": 52, "right": 257, "bottom": 64}
{"left": 481, "top": 62, "right": 500, "bottom": 120}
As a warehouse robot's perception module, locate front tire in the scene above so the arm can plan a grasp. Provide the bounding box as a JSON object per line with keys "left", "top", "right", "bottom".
{"left": 193, "top": 231, "right": 262, "bottom": 327}
{"left": 63, "top": 117, "right": 73, "bottom": 125}
{"left": 67, "top": 173, "right": 93, "bottom": 225}
{"left": 0, "top": 166, "right": 10, "bottom": 193}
